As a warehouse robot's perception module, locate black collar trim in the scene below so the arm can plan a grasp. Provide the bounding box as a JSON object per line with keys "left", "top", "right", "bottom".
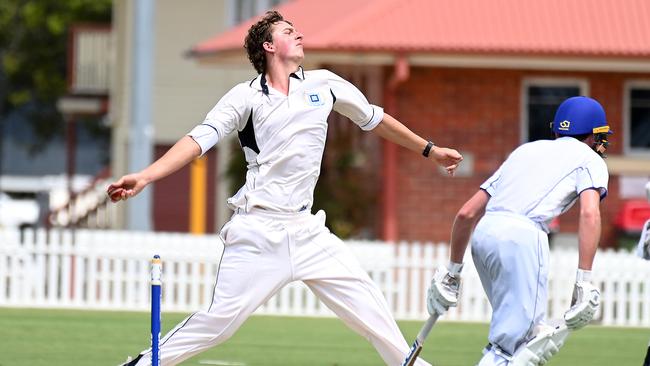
{"left": 256, "top": 66, "right": 304, "bottom": 95}
{"left": 260, "top": 73, "right": 269, "bottom": 95}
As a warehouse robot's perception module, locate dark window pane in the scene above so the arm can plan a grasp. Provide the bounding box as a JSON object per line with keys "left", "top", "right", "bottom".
{"left": 527, "top": 86, "right": 580, "bottom": 142}
{"left": 630, "top": 88, "right": 650, "bottom": 150}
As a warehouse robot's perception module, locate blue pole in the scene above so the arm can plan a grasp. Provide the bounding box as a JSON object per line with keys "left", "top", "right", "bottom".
{"left": 151, "top": 255, "right": 162, "bottom": 366}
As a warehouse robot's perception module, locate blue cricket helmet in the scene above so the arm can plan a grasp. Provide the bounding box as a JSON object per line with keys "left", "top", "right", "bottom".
{"left": 552, "top": 96, "right": 612, "bottom": 136}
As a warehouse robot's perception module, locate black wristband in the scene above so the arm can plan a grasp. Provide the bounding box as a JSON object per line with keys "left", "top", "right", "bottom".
{"left": 422, "top": 140, "right": 435, "bottom": 157}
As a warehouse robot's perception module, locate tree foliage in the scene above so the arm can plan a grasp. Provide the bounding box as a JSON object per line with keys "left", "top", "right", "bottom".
{"left": 0, "top": 0, "right": 112, "bottom": 149}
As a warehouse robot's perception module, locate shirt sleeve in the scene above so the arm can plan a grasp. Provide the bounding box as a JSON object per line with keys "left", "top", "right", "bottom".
{"left": 480, "top": 165, "right": 503, "bottom": 197}
{"left": 575, "top": 157, "right": 609, "bottom": 199}
{"left": 326, "top": 70, "right": 384, "bottom": 131}
{"left": 187, "top": 83, "right": 250, "bottom": 155}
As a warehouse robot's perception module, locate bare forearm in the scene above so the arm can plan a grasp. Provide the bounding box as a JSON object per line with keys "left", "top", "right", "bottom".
{"left": 449, "top": 190, "right": 489, "bottom": 263}
{"left": 577, "top": 189, "right": 602, "bottom": 270}
{"left": 373, "top": 113, "right": 462, "bottom": 175}
{"left": 139, "top": 136, "right": 202, "bottom": 183}
{"left": 578, "top": 210, "right": 600, "bottom": 270}
{"left": 372, "top": 113, "right": 428, "bottom": 153}
{"left": 450, "top": 218, "right": 475, "bottom": 263}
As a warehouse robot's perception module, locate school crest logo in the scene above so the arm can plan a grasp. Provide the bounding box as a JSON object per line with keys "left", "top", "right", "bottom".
{"left": 305, "top": 91, "right": 325, "bottom": 106}
{"left": 559, "top": 120, "right": 570, "bottom": 131}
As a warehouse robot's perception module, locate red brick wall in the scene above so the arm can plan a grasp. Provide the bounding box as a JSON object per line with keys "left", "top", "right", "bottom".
{"left": 390, "top": 67, "right": 649, "bottom": 248}
{"left": 152, "top": 145, "right": 217, "bottom": 233}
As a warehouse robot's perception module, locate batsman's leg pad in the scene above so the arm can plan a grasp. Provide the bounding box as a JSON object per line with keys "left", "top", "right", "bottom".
{"left": 510, "top": 325, "right": 569, "bottom": 366}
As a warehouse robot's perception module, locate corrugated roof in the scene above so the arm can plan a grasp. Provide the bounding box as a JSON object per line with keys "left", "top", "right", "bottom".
{"left": 192, "top": 0, "right": 650, "bottom": 57}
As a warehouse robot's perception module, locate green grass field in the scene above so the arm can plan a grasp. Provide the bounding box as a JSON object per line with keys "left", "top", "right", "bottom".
{"left": 0, "top": 308, "right": 647, "bottom": 366}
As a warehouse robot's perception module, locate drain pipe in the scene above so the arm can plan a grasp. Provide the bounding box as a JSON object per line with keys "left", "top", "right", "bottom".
{"left": 382, "top": 54, "right": 410, "bottom": 242}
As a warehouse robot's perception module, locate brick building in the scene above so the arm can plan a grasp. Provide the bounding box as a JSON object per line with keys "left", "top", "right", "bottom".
{"left": 189, "top": 0, "right": 650, "bottom": 247}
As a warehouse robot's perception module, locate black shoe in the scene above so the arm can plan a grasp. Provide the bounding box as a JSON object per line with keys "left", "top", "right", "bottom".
{"left": 119, "top": 354, "right": 143, "bottom": 366}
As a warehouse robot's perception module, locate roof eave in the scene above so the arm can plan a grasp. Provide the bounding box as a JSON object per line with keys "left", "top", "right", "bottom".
{"left": 191, "top": 47, "right": 650, "bottom": 73}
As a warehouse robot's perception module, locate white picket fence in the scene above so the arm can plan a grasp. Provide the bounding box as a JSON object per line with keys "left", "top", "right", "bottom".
{"left": 1, "top": 228, "right": 649, "bottom": 327}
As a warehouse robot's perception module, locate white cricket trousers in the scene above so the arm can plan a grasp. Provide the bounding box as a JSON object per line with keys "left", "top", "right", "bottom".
{"left": 134, "top": 209, "right": 429, "bottom": 366}
{"left": 471, "top": 212, "right": 550, "bottom": 366}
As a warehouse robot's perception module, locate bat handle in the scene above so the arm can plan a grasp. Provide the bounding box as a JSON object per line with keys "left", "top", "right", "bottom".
{"left": 402, "top": 313, "right": 441, "bottom": 366}
{"left": 416, "top": 313, "right": 439, "bottom": 343}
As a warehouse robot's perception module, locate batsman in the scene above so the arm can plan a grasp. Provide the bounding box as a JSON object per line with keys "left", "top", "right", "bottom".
{"left": 426, "top": 96, "right": 610, "bottom": 365}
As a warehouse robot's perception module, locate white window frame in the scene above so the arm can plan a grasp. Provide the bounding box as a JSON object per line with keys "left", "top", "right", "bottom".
{"left": 623, "top": 80, "right": 650, "bottom": 156}
{"left": 520, "top": 78, "right": 589, "bottom": 144}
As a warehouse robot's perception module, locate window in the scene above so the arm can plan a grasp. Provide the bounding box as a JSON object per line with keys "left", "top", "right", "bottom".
{"left": 234, "top": 0, "right": 256, "bottom": 24}
{"left": 522, "top": 79, "right": 587, "bottom": 142}
{"left": 625, "top": 83, "right": 650, "bottom": 154}
{"left": 226, "top": 0, "right": 290, "bottom": 27}
{"left": 0, "top": 108, "right": 109, "bottom": 176}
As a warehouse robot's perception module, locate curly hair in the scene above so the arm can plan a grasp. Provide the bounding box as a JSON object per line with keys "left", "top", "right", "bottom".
{"left": 244, "top": 11, "right": 292, "bottom": 74}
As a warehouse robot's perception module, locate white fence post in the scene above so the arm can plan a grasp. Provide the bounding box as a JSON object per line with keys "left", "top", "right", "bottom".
{"left": 395, "top": 242, "right": 409, "bottom": 319}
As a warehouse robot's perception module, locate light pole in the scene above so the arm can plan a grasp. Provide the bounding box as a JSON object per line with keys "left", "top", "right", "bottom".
{"left": 127, "top": 0, "right": 156, "bottom": 231}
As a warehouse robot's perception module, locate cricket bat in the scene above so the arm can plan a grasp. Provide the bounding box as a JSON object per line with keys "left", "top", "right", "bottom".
{"left": 401, "top": 313, "right": 440, "bottom": 366}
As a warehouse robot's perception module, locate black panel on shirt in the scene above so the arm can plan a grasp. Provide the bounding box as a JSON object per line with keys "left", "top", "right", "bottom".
{"left": 238, "top": 111, "right": 260, "bottom": 154}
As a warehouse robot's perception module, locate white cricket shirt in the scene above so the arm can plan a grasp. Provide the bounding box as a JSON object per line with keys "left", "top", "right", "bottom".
{"left": 188, "top": 68, "right": 384, "bottom": 213}
{"left": 481, "top": 137, "right": 609, "bottom": 232}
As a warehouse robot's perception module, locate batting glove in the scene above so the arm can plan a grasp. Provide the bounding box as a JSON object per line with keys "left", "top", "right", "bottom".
{"left": 427, "top": 262, "right": 463, "bottom": 315}
{"left": 564, "top": 270, "right": 600, "bottom": 330}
